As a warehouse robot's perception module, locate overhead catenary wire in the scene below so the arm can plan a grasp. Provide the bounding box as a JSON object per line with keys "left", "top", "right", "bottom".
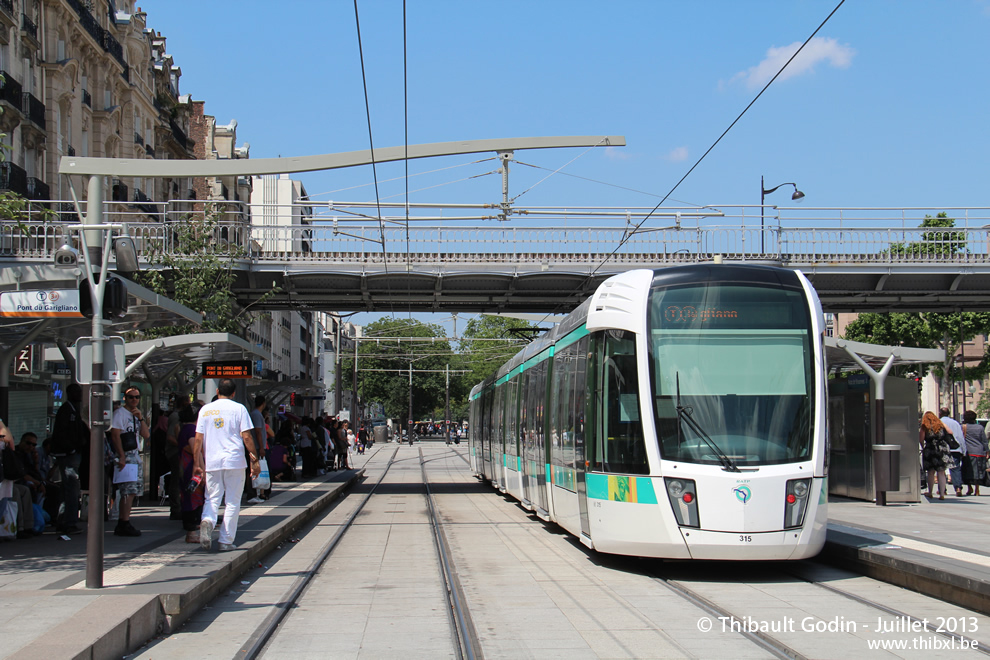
{"left": 352, "top": 0, "right": 388, "bottom": 277}
{"left": 587, "top": 0, "right": 847, "bottom": 279}
{"left": 527, "top": 0, "right": 848, "bottom": 330}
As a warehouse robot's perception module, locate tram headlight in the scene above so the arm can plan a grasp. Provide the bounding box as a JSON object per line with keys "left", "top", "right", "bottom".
{"left": 783, "top": 478, "right": 813, "bottom": 529}
{"left": 665, "top": 477, "right": 699, "bottom": 528}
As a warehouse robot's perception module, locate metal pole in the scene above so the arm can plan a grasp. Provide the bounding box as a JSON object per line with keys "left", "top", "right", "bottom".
{"left": 408, "top": 363, "right": 413, "bottom": 443}
{"left": 445, "top": 364, "right": 451, "bottom": 445}
{"left": 84, "top": 174, "right": 107, "bottom": 589}
{"left": 760, "top": 175, "right": 767, "bottom": 255}
{"left": 334, "top": 319, "right": 342, "bottom": 415}
{"left": 960, "top": 314, "right": 966, "bottom": 415}
{"left": 352, "top": 330, "right": 359, "bottom": 421}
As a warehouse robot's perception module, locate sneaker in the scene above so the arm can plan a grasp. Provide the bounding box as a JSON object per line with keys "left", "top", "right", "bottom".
{"left": 114, "top": 521, "right": 141, "bottom": 537}
{"left": 246, "top": 497, "right": 264, "bottom": 505}
{"left": 218, "top": 543, "right": 237, "bottom": 551}
{"left": 200, "top": 519, "right": 214, "bottom": 550}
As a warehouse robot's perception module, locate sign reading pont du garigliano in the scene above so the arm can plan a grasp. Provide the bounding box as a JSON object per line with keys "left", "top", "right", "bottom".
{"left": 0, "top": 290, "right": 83, "bottom": 317}
{"left": 202, "top": 360, "right": 254, "bottom": 379}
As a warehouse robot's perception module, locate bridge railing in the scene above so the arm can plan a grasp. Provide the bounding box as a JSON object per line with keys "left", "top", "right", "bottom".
{"left": 1, "top": 202, "right": 988, "bottom": 267}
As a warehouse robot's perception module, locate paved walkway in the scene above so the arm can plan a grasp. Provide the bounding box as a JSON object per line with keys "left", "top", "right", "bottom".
{"left": 0, "top": 456, "right": 988, "bottom": 660}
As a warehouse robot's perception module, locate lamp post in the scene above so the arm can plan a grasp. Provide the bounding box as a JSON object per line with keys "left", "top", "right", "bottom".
{"left": 760, "top": 176, "right": 805, "bottom": 254}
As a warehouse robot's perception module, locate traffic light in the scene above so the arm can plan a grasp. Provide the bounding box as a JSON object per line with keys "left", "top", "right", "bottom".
{"left": 915, "top": 377, "right": 923, "bottom": 392}
{"left": 289, "top": 392, "right": 300, "bottom": 406}
{"left": 79, "top": 275, "right": 128, "bottom": 319}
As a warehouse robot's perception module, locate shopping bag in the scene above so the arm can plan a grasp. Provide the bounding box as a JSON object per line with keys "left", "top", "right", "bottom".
{"left": 0, "top": 498, "right": 18, "bottom": 539}
{"left": 252, "top": 458, "right": 271, "bottom": 490}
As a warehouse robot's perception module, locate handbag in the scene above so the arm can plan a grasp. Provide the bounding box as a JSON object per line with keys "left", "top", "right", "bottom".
{"left": 252, "top": 458, "right": 271, "bottom": 490}
{"left": 0, "top": 498, "right": 17, "bottom": 538}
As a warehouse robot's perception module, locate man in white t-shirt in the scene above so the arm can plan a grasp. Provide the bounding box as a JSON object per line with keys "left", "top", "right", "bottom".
{"left": 192, "top": 379, "right": 259, "bottom": 551}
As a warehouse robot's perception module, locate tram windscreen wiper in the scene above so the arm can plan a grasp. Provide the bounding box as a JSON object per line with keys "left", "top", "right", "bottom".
{"left": 675, "top": 373, "right": 740, "bottom": 473}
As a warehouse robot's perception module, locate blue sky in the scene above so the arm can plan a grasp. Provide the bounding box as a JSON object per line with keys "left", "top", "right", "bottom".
{"left": 140, "top": 0, "right": 990, "bottom": 333}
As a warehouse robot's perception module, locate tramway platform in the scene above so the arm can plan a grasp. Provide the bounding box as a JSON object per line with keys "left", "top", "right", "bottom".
{"left": 0, "top": 466, "right": 365, "bottom": 660}
{"left": 0, "top": 458, "right": 988, "bottom": 660}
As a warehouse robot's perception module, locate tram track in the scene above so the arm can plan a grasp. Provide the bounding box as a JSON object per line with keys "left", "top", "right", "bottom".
{"left": 783, "top": 562, "right": 990, "bottom": 656}
{"left": 238, "top": 445, "right": 400, "bottom": 659}
{"left": 238, "top": 444, "right": 481, "bottom": 660}
{"left": 645, "top": 559, "right": 990, "bottom": 659}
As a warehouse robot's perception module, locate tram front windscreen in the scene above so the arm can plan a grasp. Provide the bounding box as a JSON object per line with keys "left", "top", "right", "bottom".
{"left": 648, "top": 282, "right": 814, "bottom": 466}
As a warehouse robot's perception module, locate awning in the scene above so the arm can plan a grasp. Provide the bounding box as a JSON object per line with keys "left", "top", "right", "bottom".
{"left": 824, "top": 337, "right": 944, "bottom": 373}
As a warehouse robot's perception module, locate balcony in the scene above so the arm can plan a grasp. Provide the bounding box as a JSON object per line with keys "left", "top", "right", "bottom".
{"left": 77, "top": 6, "right": 103, "bottom": 46}
{"left": 0, "top": 0, "right": 13, "bottom": 28}
{"left": 133, "top": 189, "right": 156, "bottom": 215}
{"left": 67, "top": 145, "right": 75, "bottom": 157}
{"left": 82, "top": 89, "right": 91, "bottom": 108}
{"left": 144, "top": 144, "right": 155, "bottom": 158}
{"left": 0, "top": 162, "right": 29, "bottom": 198}
{"left": 21, "top": 92, "right": 45, "bottom": 130}
{"left": 26, "top": 177, "right": 49, "bottom": 201}
{"left": 101, "top": 29, "right": 125, "bottom": 68}
{"left": 120, "top": 63, "right": 129, "bottom": 83}
{"left": 111, "top": 179, "right": 128, "bottom": 202}
{"left": 134, "top": 131, "right": 144, "bottom": 147}
{"left": 20, "top": 14, "right": 38, "bottom": 48}
{"left": 0, "top": 70, "right": 23, "bottom": 116}
{"left": 169, "top": 118, "right": 188, "bottom": 150}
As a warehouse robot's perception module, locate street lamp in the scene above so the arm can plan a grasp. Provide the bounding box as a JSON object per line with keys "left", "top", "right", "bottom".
{"left": 761, "top": 176, "right": 805, "bottom": 254}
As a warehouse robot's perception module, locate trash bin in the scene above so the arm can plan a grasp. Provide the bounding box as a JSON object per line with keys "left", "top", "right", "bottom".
{"left": 374, "top": 426, "right": 387, "bottom": 445}
{"left": 872, "top": 444, "right": 901, "bottom": 493}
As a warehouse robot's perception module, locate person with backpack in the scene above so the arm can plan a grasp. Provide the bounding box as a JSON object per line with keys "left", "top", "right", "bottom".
{"left": 51, "top": 383, "right": 89, "bottom": 534}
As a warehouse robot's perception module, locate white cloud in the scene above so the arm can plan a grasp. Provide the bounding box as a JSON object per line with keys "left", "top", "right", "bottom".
{"left": 664, "top": 146, "right": 689, "bottom": 162}
{"left": 729, "top": 37, "right": 854, "bottom": 90}
{"left": 604, "top": 146, "right": 632, "bottom": 160}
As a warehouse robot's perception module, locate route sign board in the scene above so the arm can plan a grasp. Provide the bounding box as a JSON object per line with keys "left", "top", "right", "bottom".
{"left": 202, "top": 360, "right": 253, "bottom": 379}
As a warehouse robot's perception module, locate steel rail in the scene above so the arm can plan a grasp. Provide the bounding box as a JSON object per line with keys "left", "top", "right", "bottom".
{"left": 420, "top": 446, "right": 484, "bottom": 660}
{"left": 238, "top": 445, "right": 399, "bottom": 660}
{"left": 783, "top": 564, "right": 990, "bottom": 655}
{"left": 647, "top": 567, "right": 808, "bottom": 660}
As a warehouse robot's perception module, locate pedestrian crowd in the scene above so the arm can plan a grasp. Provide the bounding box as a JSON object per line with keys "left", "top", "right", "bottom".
{"left": 920, "top": 407, "right": 990, "bottom": 500}
{"left": 0, "top": 379, "right": 373, "bottom": 548}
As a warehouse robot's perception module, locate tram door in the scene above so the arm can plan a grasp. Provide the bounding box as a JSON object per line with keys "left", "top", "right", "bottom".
{"left": 576, "top": 336, "right": 592, "bottom": 538}
{"left": 522, "top": 360, "right": 549, "bottom": 515}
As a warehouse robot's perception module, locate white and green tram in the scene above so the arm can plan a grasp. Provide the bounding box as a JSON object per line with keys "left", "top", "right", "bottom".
{"left": 468, "top": 264, "right": 828, "bottom": 560}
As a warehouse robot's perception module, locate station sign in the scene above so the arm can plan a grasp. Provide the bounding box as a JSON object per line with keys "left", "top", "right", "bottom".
{"left": 0, "top": 289, "right": 83, "bottom": 317}
{"left": 202, "top": 360, "right": 253, "bottom": 379}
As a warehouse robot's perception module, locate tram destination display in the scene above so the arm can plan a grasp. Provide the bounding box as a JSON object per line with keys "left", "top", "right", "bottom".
{"left": 202, "top": 360, "right": 253, "bottom": 379}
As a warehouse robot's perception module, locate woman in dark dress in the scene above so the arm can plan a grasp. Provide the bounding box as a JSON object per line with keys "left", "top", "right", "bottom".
{"left": 176, "top": 405, "right": 204, "bottom": 543}
{"left": 920, "top": 411, "right": 951, "bottom": 500}
{"left": 961, "top": 410, "right": 989, "bottom": 497}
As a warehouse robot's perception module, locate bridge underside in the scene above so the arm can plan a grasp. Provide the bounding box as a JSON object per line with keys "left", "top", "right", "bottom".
{"left": 236, "top": 270, "right": 609, "bottom": 314}
{"left": 232, "top": 264, "right": 990, "bottom": 314}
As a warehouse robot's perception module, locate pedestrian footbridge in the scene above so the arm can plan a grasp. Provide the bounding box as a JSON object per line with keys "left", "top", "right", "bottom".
{"left": 1, "top": 203, "right": 988, "bottom": 313}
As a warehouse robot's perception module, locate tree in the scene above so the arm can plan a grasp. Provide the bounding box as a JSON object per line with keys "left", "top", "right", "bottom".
{"left": 346, "top": 318, "right": 458, "bottom": 421}
{"left": 459, "top": 315, "right": 535, "bottom": 387}
{"left": 842, "top": 311, "right": 990, "bottom": 406}
{"left": 136, "top": 203, "right": 276, "bottom": 337}
{"left": 888, "top": 212, "right": 965, "bottom": 259}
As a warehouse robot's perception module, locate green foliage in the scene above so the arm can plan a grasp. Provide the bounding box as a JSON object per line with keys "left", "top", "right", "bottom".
{"left": 346, "top": 318, "right": 460, "bottom": 421}
{"left": 136, "top": 204, "right": 275, "bottom": 337}
{"left": 842, "top": 311, "right": 990, "bottom": 402}
{"left": 888, "top": 212, "right": 965, "bottom": 258}
{"left": 459, "top": 315, "right": 534, "bottom": 387}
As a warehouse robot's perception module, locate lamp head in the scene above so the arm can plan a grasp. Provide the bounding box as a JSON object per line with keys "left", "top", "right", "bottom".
{"left": 791, "top": 189, "right": 806, "bottom": 202}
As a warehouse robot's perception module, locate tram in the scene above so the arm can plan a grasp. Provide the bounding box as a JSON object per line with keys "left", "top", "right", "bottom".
{"left": 468, "top": 264, "right": 827, "bottom": 560}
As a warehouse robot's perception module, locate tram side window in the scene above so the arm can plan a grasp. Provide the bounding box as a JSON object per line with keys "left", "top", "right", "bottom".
{"left": 592, "top": 330, "right": 648, "bottom": 475}
{"left": 572, "top": 337, "right": 589, "bottom": 472}
{"left": 505, "top": 378, "right": 520, "bottom": 458}
{"left": 551, "top": 345, "right": 575, "bottom": 470}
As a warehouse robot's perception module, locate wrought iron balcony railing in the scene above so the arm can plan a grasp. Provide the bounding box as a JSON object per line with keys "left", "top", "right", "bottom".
{"left": 21, "top": 91, "right": 45, "bottom": 129}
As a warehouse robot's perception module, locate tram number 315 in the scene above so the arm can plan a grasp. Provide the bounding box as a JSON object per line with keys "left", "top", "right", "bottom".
{"left": 739, "top": 535, "right": 752, "bottom": 543}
